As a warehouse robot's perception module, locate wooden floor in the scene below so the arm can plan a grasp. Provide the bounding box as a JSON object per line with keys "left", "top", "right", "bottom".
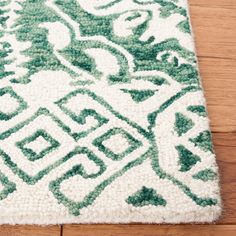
{"left": 1, "top": 0, "right": 236, "bottom": 235}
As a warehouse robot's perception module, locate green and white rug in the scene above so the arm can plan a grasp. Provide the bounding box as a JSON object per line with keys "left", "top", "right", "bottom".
{"left": 0, "top": 0, "right": 221, "bottom": 224}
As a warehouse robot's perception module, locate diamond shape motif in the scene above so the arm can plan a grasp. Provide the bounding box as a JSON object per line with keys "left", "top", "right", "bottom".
{"left": 93, "top": 128, "right": 142, "bottom": 160}
{"left": 16, "top": 129, "right": 60, "bottom": 161}
{"left": 0, "top": 87, "right": 27, "bottom": 121}
{"left": 0, "top": 108, "right": 79, "bottom": 184}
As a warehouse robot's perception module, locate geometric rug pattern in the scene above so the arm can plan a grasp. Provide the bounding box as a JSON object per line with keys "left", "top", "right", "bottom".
{"left": 0, "top": 0, "right": 221, "bottom": 224}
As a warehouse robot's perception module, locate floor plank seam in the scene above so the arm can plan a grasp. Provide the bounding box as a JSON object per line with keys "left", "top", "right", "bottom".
{"left": 198, "top": 56, "right": 236, "bottom": 62}
{"left": 60, "top": 225, "right": 63, "bottom": 236}
{"left": 190, "top": 5, "right": 236, "bottom": 10}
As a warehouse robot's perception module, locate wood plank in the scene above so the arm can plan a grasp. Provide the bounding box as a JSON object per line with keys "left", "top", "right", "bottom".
{"left": 189, "top": 0, "right": 236, "bottom": 8}
{"left": 213, "top": 133, "right": 236, "bottom": 223}
{"left": 188, "top": 1, "right": 236, "bottom": 133}
{"left": 199, "top": 58, "right": 236, "bottom": 106}
{"left": 63, "top": 225, "right": 236, "bottom": 236}
{"left": 0, "top": 225, "right": 61, "bottom": 236}
{"left": 190, "top": 3, "right": 236, "bottom": 59}
{"left": 208, "top": 105, "right": 236, "bottom": 133}
{"left": 199, "top": 57, "right": 236, "bottom": 132}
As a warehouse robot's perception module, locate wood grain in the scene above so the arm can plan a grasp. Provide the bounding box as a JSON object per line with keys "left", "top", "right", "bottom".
{"left": 199, "top": 58, "right": 236, "bottom": 132}
{"left": 0, "top": 0, "right": 236, "bottom": 235}
{"left": 213, "top": 133, "right": 236, "bottom": 223}
{"left": 189, "top": 3, "right": 236, "bottom": 133}
{"left": 62, "top": 225, "right": 236, "bottom": 236}
{"left": 190, "top": 0, "right": 236, "bottom": 8}
{"left": 191, "top": 6, "right": 236, "bottom": 60}
{"left": 0, "top": 226, "right": 61, "bottom": 236}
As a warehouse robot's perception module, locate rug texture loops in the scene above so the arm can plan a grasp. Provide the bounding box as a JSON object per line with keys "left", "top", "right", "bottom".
{"left": 0, "top": 0, "right": 221, "bottom": 224}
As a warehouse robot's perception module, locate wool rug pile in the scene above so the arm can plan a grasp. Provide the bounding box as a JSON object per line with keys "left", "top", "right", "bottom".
{"left": 0, "top": 0, "right": 221, "bottom": 224}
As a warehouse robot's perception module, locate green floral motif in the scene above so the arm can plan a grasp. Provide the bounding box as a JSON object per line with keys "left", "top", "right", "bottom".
{"left": 193, "top": 169, "right": 217, "bottom": 182}
{"left": 54, "top": 0, "right": 198, "bottom": 84}
{"left": 0, "top": 1, "right": 10, "bottom": 28}
{"left": 11, "top": 0, "right": 62, "bottom": 83}
{"left": 4, "top": 0, "right": 198, "bottom": 85}
{"left": 174, "top": 112, "right": 194, "bottom": 136}
{"left": 0, "top": 171, "right": 16, "bottom": 201}
{"left": 176, "top": 145, "right": 201, "bottom": 172}
{"left": 121, "top": 89, "right": 157, "bottom": 102}
{"left": 187, "top": 105, "right": 207, "bottom": 117}
{"left": 0, "top": 0, "right": 15, "bottom": 81}
{"left": 190, "top": 130, "right": 214, "bottom": 153}
{"left": 126, "top": 186, "right": 167, "bottom": 207}
{"left": 134, "top": 0, "right": 191, "bottom": 34}
{"left": 0, "top": 42, "right": 14, "bottom": 80}
{"left": 134, "top": 0, "right": 187, "bottom": 18}
{"left": 141, "top": 75, "right": 168, "bottom": 86}
{"left": 177, "top": 19, "right": 191, "bottom": 34}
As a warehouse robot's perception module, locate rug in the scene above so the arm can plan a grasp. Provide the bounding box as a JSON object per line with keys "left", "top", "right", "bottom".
{"left": 0, "top": 0, "right": 221, "bottom": 224}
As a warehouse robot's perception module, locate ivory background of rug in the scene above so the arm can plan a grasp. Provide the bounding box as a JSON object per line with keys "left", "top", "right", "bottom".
{"left": 0, "top": 0, "right": 223, "bottom": 225}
